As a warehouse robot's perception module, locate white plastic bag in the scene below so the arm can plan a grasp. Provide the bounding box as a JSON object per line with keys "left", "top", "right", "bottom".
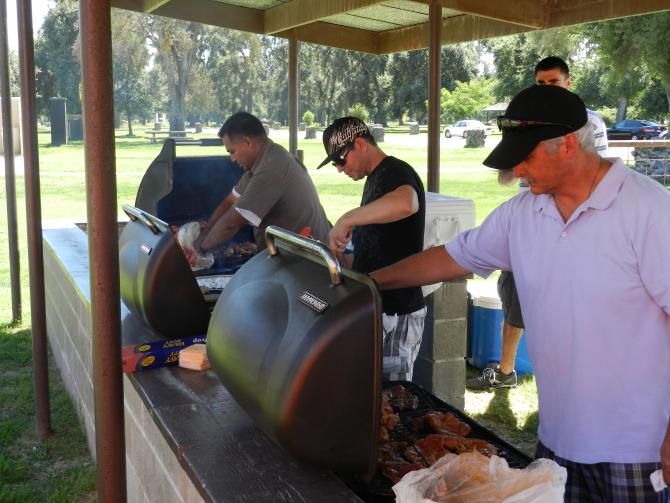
{"left": 393, "top": 451, "right": 566, "bottom": 503}
{"left": 176, "top": 221, "right": 214, "bottom": 271}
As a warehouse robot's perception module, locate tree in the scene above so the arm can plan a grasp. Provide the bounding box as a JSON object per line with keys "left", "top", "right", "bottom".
{"left": 584, "top": 17, "right": 646, "bottom": 122}
{"left": 486, "top": 27, "right": 578, "bottom": 101}
{"left": 34, "top": 0, "right": 81, "bottom": 115}
{"left": 147, "top": 17, "right": 204, "bottom": 131}
{"left": 439, "top": 78, "right": 495, "bottom": 124}
{"left": 347, "top": 103, "right": 369, "bottom": 122}
{"left": 185, "top": 62, "right": 217, "bottom": 125}
{"left": 111, "top": 10, "right": 153, "bottom": 136}
{"left": 204, "top": 28, "right": 271, "bottom": 121}
{"left": 388, "top": 43, "right": 478, "bottom": 124}
{"left": 636, "top": 12, "right": 670, "bottom": 126}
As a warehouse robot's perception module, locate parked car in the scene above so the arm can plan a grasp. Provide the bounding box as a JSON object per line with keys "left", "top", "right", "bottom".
{"left": 443, "top": 119, "right": 488, "bottom": 139}
{"left": 606, "top": 119, "right": 665, "bottom": 140}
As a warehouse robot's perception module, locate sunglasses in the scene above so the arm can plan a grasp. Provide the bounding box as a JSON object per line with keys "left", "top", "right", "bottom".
{"left": 497, "top": 116, "right": 574, "bottom": 131}
{"left": 331, "top": 143, "right": 354, "bottom": 167}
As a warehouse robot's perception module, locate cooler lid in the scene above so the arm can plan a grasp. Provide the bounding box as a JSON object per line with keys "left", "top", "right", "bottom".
{"left": 207, "top": 226, "right": 383, "bottom": 479}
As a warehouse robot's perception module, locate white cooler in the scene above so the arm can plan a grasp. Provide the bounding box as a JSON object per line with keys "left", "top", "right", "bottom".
{"left": 422, "top": 192, "right": 476, "bottom": 296}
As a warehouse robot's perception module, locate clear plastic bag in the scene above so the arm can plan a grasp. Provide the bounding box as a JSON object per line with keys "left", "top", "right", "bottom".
{"left": 393, "top": 451, "right": 566, "bottom": 503}
{"left": 176, "top": 221, "right": 214, "bottom": 271}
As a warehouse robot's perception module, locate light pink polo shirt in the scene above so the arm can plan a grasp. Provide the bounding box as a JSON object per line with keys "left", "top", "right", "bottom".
{"left": 447, "top": 159, "right": 670, "bottom": 463}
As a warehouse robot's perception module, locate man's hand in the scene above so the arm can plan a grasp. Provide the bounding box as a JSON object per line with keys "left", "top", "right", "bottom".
{"left": 182, "top": 246, "right": 198, "bottom": 267}
{"left": 329, "top": 217, "right": 353, "bottom": 253}
{"left": 661, "top": 422, "right": 670, "bottom": 484}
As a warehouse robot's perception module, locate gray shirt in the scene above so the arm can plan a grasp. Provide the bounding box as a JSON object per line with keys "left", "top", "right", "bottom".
{"left": 233, "top": 139, "right": 331, "bottom": 247}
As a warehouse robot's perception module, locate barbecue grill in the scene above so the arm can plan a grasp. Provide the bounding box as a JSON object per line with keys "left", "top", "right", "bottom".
{"left": 207, "top": 226, "right": 531, "bottom": 498}
{"left": 118, "top": 139, "right": 257, "bottom": 338}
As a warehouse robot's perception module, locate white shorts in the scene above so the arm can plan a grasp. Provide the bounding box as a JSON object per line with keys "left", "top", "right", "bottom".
{"left": 382, "top": 307, "right": 427, "bottom": 381}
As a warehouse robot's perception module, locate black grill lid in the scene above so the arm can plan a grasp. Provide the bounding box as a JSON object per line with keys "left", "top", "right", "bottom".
{"left": 207, "top": 226, "right": 383, "bottom": 479}
{"left": 119, "top": 204, "right": 210, "bottom": 337}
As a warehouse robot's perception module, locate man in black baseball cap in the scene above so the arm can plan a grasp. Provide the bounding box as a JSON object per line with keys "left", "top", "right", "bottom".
{"left": 319, "top": 116, "right": 427, "bottom": 382}
{"left": 483, "top": 84, "right": 588, "bottom": 170}
{"left": 316, "top": 116, "right": 374, "bottom": 169}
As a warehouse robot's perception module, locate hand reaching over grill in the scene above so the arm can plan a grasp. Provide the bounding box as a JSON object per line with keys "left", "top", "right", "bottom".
{"left": 328, "top": 218, "right": 353, "bottom": 254}
{"left": 181, "top": 246, "right": 199, "bottom": 267}
{"left": 174, "top": 221, "right": 214, "bottom": 270}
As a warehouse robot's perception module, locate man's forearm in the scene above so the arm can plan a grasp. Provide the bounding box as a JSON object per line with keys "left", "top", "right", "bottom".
{"left": 199, "top": 208, "right": 248, "bottom": 252}
{"left": 370, "top": 245, "right": 471, "bottom": 290}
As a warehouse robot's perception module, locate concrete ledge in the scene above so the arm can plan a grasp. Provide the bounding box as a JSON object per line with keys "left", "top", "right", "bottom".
{"left": 43, "top": 223, "right": 361, "bottom": 503}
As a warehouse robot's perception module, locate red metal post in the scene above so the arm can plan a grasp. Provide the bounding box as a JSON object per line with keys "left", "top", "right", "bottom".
{"left": 427, "top": 1, "right": 442, "bottom": 193}
{"left": 1, "top": 0, "right": 21, "bottom": 323}
{"left": 16, "top": 0, "right": 50, "bottom": 439}
{"left": 288, "top": 30, "right": 298, "bottom": 156}
{"left": 79, "top": 0, "right": 126, "bottom": 500}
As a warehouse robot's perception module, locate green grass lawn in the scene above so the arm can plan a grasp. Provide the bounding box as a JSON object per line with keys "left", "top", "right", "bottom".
{"left": 0, "top": 124, "right": 535, "bottom": 498}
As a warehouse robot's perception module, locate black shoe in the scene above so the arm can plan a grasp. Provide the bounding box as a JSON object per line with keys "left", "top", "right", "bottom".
{"left": 466, "top": 363, "right": 517, "bottom": 391}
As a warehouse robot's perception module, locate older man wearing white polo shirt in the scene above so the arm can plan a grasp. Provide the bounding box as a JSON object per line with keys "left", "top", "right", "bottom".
{"left": 371, "top": 85, "right": 670, "bottom": 501}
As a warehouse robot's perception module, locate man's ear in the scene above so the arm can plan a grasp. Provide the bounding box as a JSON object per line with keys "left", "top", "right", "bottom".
{"left": 355, "top": 137, "right": 367, "bottom": 152}
{"left": 563, "top": 132, "right": 580, "bottom": 157}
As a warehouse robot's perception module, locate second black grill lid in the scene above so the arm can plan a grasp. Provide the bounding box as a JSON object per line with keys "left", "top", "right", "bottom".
{"left": 207, "top": 226, "right": 383, "bottom": 480}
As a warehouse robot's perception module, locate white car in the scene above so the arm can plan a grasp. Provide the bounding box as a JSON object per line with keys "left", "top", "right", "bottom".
{"left": 444, "top": 119, "right": 488, "bottom": 139}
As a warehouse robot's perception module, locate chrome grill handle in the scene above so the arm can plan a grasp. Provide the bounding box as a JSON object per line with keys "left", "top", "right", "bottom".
{"left": 265, "top": 225, "right": 342, "bottom": 286}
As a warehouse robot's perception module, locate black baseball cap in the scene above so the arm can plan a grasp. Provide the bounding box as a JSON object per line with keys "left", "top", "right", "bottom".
{"left": 317, "top": 117, "right": 371, "bottom": 169}
{"left": 483, "top": 85, "right": 588, "bottom": 170}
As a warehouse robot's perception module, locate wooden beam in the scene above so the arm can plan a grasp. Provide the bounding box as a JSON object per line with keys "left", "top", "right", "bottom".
{"left": 142, "top": 0, "right": 172, "bottom": 13}
{"left": 377, "top": 14, "right": 529, "bottom": 54}
{"left": 265, "top": 0, "right": 386, "bottom": 34}
{"left": 277, "top": 21, "right": 379, "bottom": 54}
{"left": 415, "top": 0, "right": 547, "bottom": 28}
{"left": 149, "top": 0, "right": 264, "bottom": 34}
{"left": 548, "top": 0, "right": 670, "bottom": 28}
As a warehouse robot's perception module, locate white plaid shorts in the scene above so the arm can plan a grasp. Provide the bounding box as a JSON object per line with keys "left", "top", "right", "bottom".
{"left": 382, "top": 306, "right": 427, "bottom": 381}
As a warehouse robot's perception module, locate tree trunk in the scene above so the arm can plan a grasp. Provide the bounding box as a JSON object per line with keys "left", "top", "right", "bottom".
{"left": 615, "top": 96, "right": 628, "bottom": 123}
{"left": 126, "top": 109, "right": 134, "bottom": 136}
{"left": 398, "top": 115, "right": 404, "bottom": 126}
{"left": 665, "top": 89, "right": 670, "bottom": 129}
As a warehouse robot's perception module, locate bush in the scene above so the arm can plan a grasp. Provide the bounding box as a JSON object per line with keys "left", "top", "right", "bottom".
{"left": 302, "top": 110, "right": 314, "bottom": 126}
{"left": 347, "top": 103, "right": 369, "bottom": 123}
{"left": 595, "top": 107, "right": 617, "bottom": 127}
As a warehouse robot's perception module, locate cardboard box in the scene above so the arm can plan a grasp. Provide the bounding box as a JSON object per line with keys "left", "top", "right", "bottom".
{"left": 122, "top": 335, "right": 206, "bottom": 373}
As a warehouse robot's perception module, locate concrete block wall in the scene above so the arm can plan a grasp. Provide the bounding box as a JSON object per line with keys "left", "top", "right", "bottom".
{"left": 413, "top": 280, "right": 468, "bottom": 410}
{"left": 43, "top": 225, "right": 204, "bottom": 503}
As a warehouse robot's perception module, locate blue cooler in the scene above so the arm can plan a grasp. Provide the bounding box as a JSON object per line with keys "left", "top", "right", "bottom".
{"left": 469, "top": 294, "right": 533, "bottom": 375}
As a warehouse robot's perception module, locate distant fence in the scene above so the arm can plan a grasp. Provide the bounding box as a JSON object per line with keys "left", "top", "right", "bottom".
{"left": 608, "top": 140, "right": 670, "bottom": 185}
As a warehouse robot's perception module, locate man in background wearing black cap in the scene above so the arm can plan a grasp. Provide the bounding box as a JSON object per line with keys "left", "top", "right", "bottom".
{"left": 370, "top": 85, "right": 670, "bottom": 500}
{"left": 318, "top": 117, "right": 426, "bottom": 382}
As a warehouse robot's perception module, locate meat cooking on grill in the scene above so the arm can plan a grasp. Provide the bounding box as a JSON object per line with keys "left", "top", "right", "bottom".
{"left": 382, "top": 384, "right": 420, "bottom": 411}
{"left": 377, "top": 385, "right": 497, "bottom": 483}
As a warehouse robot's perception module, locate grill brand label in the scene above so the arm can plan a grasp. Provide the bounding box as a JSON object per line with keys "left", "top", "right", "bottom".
{"left": 299, "top": 292, "right": 329, "bottom": 313}
{"left": 140, "top": 243, "right": 152, "bottom": 255}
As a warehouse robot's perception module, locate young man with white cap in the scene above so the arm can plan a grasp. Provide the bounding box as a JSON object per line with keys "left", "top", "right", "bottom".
{"left": 318, "top": 117, "right": 426, "bottom": 381}
{"left": 371, "top": 85, "right": 670, "bottom": 501}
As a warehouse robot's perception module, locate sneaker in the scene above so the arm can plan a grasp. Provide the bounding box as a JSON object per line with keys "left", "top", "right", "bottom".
{"left": 466, "top": 363, "right": 517, "bottom": 391}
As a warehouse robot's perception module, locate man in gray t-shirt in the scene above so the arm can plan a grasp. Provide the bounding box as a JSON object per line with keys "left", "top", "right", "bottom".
{"left": 190, "top": 112, "right": 330, "bottom": 259}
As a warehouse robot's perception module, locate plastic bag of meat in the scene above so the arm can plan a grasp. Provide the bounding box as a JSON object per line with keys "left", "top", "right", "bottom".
{"left": 393, "top": 451, "right": 566, "bottom": 503}
{"left": 176, "top": 221, "right": 215, "bottom": 271}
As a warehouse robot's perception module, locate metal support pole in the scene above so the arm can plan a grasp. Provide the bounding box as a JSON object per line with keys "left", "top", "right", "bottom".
{"left": 79, "top": 1, "right": 126, "bottom": 501}
{"left": 17, "top": 0, "right": 50, "bottom": 439}
{"left": 427, "top": 2, "right": 441, "bottom": 193}
{"left": 1, "top": 0, "right": 20, "bottom": 323}
{"left": 288, "top": 31, "right": 298, "bottom": 156}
